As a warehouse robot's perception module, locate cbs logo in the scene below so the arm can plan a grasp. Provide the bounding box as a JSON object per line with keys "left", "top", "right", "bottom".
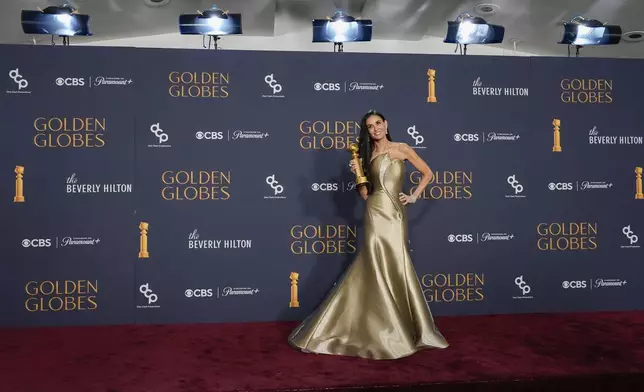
{"left": 548, "top": 182, "right": 573, "bottom": 191}
{"left": 311, "top": 183, "right": 339, "bottom": 191}
{"left": 314, "top": 82, "right": 341, "bottom": 91}
{"left": 22, "top": 239, "right": 52, "bottom": 248}
{"left": 448, "top": 234, "right": 473, "bottom": 243}
{"left": 56, "top": 77, "right": 85, "bottom": 87}
{"left": 562, "top": 280, "right": 587, "bottom": 289}
{"left": 185, "top": 289, "right": 213, "bottom": 298}
{"left": 454, "top": 133, "right": 479, "bottom": 142}
{"left": 196, "top": 131, "right": 223, "bottom": 140}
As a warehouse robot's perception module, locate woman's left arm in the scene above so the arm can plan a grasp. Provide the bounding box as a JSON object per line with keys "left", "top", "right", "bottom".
{"left": 398, "top": 143, "right": 433, "bottom": 205}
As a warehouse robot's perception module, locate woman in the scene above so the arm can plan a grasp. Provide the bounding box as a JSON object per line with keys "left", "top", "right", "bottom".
{"left": 288, "top": 110, "right": 448, "bottom": 360}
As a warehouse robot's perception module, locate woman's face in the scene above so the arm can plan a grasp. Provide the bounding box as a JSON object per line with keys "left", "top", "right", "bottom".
{"left": 365, "top": 115, "right": 387, "bottom": 141}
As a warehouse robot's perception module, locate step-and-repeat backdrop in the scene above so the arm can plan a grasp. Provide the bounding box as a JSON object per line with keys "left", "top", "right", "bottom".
{"left": 1, "top": 44, "right": 642, "bottom": 327}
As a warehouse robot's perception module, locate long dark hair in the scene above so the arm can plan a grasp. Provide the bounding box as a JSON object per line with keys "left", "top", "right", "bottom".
{"left": 357, "top": 110, "right": 393, "bottom": 194}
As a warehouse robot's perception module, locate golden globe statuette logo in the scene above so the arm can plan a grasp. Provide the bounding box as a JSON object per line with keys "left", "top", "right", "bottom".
{"left": 552, "top": 118, "right": 562, "bottom": 152}
{"left": 139, "top": 222, "right": 150, "bottom": 258}
{"left": 636, "top": 167, "right": 643, "bottom": 200}
{"left": 298, "top": 120, "right": 360, "bottom": 150}
{"left": 537, "top": 222, "right": 598, "bottom": 251}
{"left": 14, "top": 165, "right": 25, "bottom": 203}
{"left": 168, "top": 71, "right": 230, "bottom": 98}
{"left": 161, "top": 170, "right": 231, "bottom": 201}
{"left": 289, "top": 272, "right": 300, "bottom": 308}
{"left": 410, "top": 170, "right": 473, "bottom": 200}
{"left": 33, "top": 117, "right": 106, "bottom": 148}
{"left": 25, "top": 280, "right": 98, "bottom": 312}
{"left": 290, "top": 224, "right": 357, "bottom": 255}
{"left": 427, "top": 69, "right": 437, "bottom": 103}
{"left": 421, "top": 273, "right": 484, "bottom": 303}
{"left": 348, "top": 143, "right": 369, "bottom": 187}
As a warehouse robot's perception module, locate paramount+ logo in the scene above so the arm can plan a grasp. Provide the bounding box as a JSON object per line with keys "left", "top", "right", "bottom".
{"left": 290, "top": 224, "right": 357, "bottom": 255}
{"left": 410, "top": 170, "right": 473, "bottom": 200}
{"left": 298, "top": 120, "right": 360, "bottom": 150}
{"left": 33, "top": 116, "right": 107, "bottom": 148}
{"left": 536, "top": 222, "right": 598, "bottom": 251}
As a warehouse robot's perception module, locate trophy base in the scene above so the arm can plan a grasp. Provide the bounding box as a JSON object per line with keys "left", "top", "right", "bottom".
{"left": 636, "top": 194, "right": 644, "bottom": 200}
{"left": 355, "top": 176, "right": 369, "bottom": 186}
{"left": 289, "top": 301, "right": 299, "bottom": 308}
{"left": 138, "top": 252, "right": 149, "bottom": 258}
{"left": 427, "top": 97, "right": 437, "bottom": 103}
{"left": 13, "top": 196, "right": 24, "bottom": 203}
{"left": 553, "top": 146, "right": 562, "bottom": 152}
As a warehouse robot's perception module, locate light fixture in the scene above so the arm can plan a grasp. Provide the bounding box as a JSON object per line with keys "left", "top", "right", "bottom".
{"left": 179, "top": 4, "right": 242, "bottom": 49}
{"left": 144, "top": 0, "right": 170, "bottom": 7}
{"left": 474, "top": 3, "right": 500, "bottom": 16}
{"left": 312, "top": 10, "right": 372, "bottom": 52}
{"left": 621, "top": 31, "right": 644, "bottom": 43}
{"left": 21, "top": 3, "right": 91, "bottom": 46}
{"left": 559, "top": 16, "right": 621, "bottom": 56}
{"left": 444, "top": 12, "right": 504, "bottom": 55}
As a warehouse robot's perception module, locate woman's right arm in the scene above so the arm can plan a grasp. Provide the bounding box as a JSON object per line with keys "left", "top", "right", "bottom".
{"left": 358, "top": 185, "right": 368, "bottom": 200}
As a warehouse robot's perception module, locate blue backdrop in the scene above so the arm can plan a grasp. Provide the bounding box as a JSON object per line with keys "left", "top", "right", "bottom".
{"left": 1, "top": 44, "right": 642, "bottom": 328}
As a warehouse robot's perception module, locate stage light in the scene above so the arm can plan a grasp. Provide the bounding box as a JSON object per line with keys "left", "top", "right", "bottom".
{"left": 559, "top": 16, "right": 621, "bottom": 50}
{"left": 21, "top": 3, "right": 91, "bottom": 46}
{"left": 312, "top": 10, "right": 372, "bottom": 52}
{"left": 444, "top": 13, "right": 504, "bottom": 54}
{"left": 179, "top": 4, "right": 242, "bottom": 49}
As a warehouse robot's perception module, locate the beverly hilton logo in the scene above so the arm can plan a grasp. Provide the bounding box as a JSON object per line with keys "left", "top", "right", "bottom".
{"left": 552, "top": 119, "right": 562, "bottom": 152}
{"left": 636, "top": 167, "right": 643, "bottom": 200}
{"left": 138, "top": 222, "right": 149, "bottom": 258}
{"left": 289, "top": 272, "right": 299, "bottom": 308}
{"left": 14, "top": 165, "right": 25, "bottom": 203}
{"left": 427, "top": 69, "right": 437, "bottom": 103}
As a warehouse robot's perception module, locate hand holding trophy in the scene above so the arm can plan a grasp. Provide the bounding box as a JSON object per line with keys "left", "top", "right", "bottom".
{"left": 348, "top": 143, "right": 369, "bottom": 187}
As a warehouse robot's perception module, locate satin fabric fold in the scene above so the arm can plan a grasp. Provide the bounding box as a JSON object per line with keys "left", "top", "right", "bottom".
{"left": 288, "top": 153, "right": 448, "bottom": 360}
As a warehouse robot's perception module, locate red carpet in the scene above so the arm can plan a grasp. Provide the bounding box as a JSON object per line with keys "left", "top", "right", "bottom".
{"left": 1, "top": 311, "right": 644, "bottom": 392}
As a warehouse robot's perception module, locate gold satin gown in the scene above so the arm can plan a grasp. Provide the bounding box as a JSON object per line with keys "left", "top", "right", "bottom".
{"left": 288, "top": 153, "right": 449, "bottom": 360}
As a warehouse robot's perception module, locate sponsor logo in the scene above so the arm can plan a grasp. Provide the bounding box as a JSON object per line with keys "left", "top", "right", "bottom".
{"left": 263, "top": 74, "right": 284, "bottom": 98}
{"left": 22, "top": 237, "right": 100, "bottom": 248}
{"left": 55, "top": 77, "right": 86, "bottom": 87}
{"left": 149, "top": 122, "right": 171, "bottom": 148}
{"left": 588, "top": 126, "right": 643, "bottom": 145}
{"left": 195, "top": 131, "right": 224, "bottom": 140}
{"left": 66, "top": 173, "right": 132, "bottom": 194}
{"left": 621, "top": 225, "right": 640, "bottom": 249}
{"left": 448, "top": 233, "right": 514, "bottom": 243}
{"left": 313, "top": 82, "right": 342, "bottom": 91}
{"left": 407, "top": 125, "right": 425, "bottom": 149}
{"left": 137, "top": 283, "right": 160, "bottom": 308}
{"left": 265, "top": 175, "right": 285, "bottom": 199}
{"left": 188, "top": 229, "right": 252, "bottom": 250}
{"left": 548, "top": 181, "right": 613, "bottom": 191}
{"left": 311, "top": 182, "right": 356, "bottom": 192}
{"left": 472, "top": 77, "right": 529, "bottom": 97}
{"left": 506, "top": 175, "right": 526, "bottom": 198}
{"left": 8, "top": 68, "right": 30, "bottom": 94}
{"left": 513, "top": 276, "right": 533, "bottom": 300}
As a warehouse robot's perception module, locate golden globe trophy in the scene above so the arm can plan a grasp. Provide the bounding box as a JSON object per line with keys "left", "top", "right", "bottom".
{"left": 14, "top": 165, "right": 25, "bottom": 203}
{"left": 348, "top": 143, "right": 369, "bottom": 187}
